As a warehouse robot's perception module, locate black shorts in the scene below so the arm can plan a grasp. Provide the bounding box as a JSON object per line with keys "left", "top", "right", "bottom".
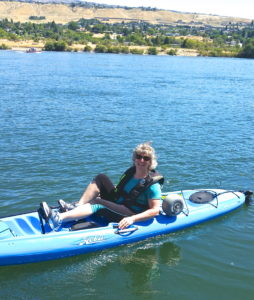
{"left": 94, "top": 208, "right": 125, "bottom": 223}
{"left": 93, "top": 174, "right": 127, "bottom": 222}
{"left": 94, "top": 173, "right": 116, "bottom": 201}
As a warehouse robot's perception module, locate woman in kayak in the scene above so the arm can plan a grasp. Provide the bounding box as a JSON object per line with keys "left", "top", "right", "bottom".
{"left": 40, "top": 142, "right": 163, "bottom": 230}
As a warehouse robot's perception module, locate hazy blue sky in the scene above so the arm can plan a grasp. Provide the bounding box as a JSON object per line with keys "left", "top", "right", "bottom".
{"left": 87, "top": 0, "right": 253, "bottom": 19}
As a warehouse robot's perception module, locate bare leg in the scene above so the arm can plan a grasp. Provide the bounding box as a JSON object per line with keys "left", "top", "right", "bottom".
{"left": 60, "top": 203, "right": 93, "bottom": 222}
{"left": 59, "top": 198, "right": 133, "bottom": 224}
{"left": 78, "top": 181, "right": 100, "bottom": 205}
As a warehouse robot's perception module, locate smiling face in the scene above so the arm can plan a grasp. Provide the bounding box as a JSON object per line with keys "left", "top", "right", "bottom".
{"left": 134, "top": 152, "right": 151, "bottom": 172}
{"left": 132, "top": 142, "right": 158, "bottom": 171}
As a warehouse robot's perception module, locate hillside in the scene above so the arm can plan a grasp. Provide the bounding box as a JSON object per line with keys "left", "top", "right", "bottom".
{"left": 0, "top": 1, "right": 251, "bottom": 26}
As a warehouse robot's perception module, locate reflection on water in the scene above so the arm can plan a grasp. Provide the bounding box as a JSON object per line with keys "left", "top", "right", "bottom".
{"left": 119, "top": 242, "right": 180, "bottom": 288}
{"left": 0, "top": 238, "right": 180, "bottom": 299}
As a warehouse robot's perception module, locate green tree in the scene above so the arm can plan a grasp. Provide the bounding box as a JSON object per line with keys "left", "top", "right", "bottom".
{"left": 147, "top": 47, "right": 157, "bottom": 55}
{"left": 167, "top": 49, "right": 177, "bottom": 55}
{"left": 53, "top": 41, "right": 67, "bottom": 51}
{"left": 94, "top": 44, "right": 108, "bottom": 53}
{"left": 182, "top": 38, "right": 198, "bottom": 49}
{"left": 49, "top": 21, "right": 59, "bottom": 33}
{"left": 84, "top": 45, "right": 92, "bottom": 52}
{"left": 68, "top": 21, "right": 79, "bottom": 31}
{"left": 0, "top": 28, "right": 7, "bottom": 38}
{"left": 44, "top": 40, "right": 67, "bottom": 51}
{"left": 130, "top": 48, "right": 144, "bottom": 54}
{"left": 0, "top": 43, "right": 10, "bottom": 50}
{"left": 238, "top": 39, "right": 254, "bottom": 58}
{"left": 126, "top": 33, "right": 146, "bottom": 45}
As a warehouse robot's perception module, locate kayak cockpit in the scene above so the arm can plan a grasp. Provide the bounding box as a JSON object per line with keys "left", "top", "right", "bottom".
{"left": 0, "top": 210, "right": 108, "bottom": 239}
{"left": 1, "top": 213, "right": 44, "bottom": 238}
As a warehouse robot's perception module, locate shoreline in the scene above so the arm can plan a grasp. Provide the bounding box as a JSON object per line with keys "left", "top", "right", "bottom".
{"left": 0, "top": 39, "right": 199, "bottom": 56}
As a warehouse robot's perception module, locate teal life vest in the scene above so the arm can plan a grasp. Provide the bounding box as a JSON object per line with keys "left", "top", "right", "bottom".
{"left": 114, "top": 166, "right": 164, "bottom": 211}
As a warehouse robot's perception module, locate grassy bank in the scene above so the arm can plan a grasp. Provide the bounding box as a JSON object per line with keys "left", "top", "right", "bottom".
{"left": 0, "top": 38, "right": 199, "bottom": 56}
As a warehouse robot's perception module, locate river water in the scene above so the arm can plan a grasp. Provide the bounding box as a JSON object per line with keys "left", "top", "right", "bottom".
{"left": 0, "top": 51, "right": 253, "bottom": 300}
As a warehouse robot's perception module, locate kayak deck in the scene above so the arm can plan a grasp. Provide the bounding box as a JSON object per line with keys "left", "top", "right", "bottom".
{"left": 0, "top": 189, "right": 247, "bottom": 266}
{"left": 2, "top": 189, "right": 242, "bottom": 238}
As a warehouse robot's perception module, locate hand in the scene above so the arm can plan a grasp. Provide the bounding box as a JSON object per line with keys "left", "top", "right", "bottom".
{"left": 118, "top": 216, "right": 134, "bottom": 229}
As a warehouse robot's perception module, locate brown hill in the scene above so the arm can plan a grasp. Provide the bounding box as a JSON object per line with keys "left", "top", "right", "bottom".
{"left": 0, "top": 1, "right": 251, "bottom": 26}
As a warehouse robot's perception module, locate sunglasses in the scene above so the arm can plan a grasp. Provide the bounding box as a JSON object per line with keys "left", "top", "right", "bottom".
{"left": 136, "top": 154, "right": 151, "bottom": 161}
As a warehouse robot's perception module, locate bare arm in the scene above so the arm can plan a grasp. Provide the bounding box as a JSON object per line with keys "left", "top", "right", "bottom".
{"left": 118, "top": 198, "right": 161, "bottom": 229}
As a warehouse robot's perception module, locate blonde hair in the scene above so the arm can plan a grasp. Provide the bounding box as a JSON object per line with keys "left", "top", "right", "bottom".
{"left": 132, "top": 142, "right": 158, "bottom": 170}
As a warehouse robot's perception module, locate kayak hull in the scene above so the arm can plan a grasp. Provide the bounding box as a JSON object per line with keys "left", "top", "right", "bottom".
{"left": 0, "top": 189, "right": 245, "bottom": 266}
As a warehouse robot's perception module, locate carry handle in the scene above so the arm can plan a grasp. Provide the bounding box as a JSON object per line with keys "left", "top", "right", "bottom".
{"left": 114, "top": 225, "right": 138, "bottom": 235}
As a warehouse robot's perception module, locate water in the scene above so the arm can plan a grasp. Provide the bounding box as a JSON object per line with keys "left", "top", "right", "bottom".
{"left": 0, "top": 51, "right": 254, "bottom": 300}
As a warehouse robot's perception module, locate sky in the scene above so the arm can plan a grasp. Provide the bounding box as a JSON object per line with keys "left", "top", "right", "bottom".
{"left": 86, "top": 0, "right": 254, "bottom": 19}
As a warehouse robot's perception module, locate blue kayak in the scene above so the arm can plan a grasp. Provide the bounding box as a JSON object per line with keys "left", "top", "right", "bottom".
{"left": 0, "top": 189, "right": 248, "bottom": 266}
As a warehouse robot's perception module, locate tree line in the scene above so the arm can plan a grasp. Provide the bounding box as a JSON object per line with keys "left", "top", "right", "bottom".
{"left": 0, "top": 18, "right": 253, "bottom": 58}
